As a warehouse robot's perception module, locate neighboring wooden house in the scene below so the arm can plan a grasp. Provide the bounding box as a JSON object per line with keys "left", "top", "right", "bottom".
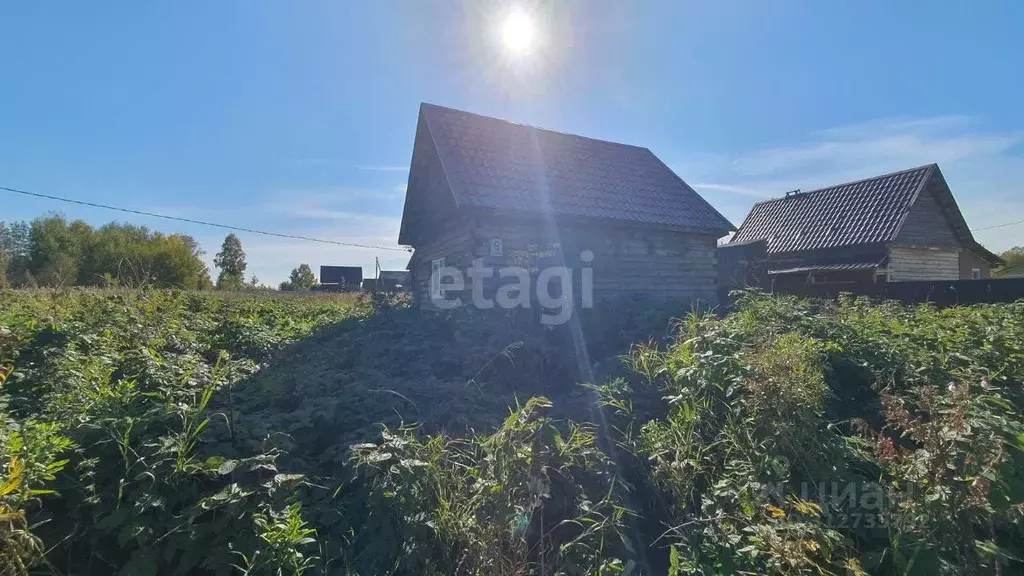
{"left": 398, "top": 103, "right": 733, "bottom": 309}
{"left": 362, "top": 270, "right": 410, "bottom": 291}
{"left": 717, "top": 239, "right": 768, "bottom": 290}
{"left": 318, "top": 265, "right": 362, "bottom": 290}
{"left": 729, "top": 164, "right": 1002, "bottom": 286}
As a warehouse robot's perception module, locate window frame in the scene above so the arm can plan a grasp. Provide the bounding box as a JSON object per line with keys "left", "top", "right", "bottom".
{"left": 431, "top": 257, "right": 445, "bottom": 298}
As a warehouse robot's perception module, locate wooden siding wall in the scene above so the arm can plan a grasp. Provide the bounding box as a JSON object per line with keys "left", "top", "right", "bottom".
{"left": 959, "top": 250, "right": 991, "bottom": 279}
{"left": 409, "top": 215, "right": 720, "bottom": 307}
{"left": 888, "top": 246, "right": 959, "bottom": 281}
{"left": 408, "top": 227, "right": 474, "bottom": 308}
{"left": 479, "top": 219, "right": 718, "bottom": 301}
{"left": 718, "top": 240, "right": 768, "bottom": 289}
{"left": 895, "top": 183, "right": 961, "bottom": 248}
{"left": 411, "top": 217, "right": 719, "bottom": 309}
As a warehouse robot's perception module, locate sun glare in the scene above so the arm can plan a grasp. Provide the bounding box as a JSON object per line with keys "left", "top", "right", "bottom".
{"left": 501, "top": 10, "right": 536, "bottom": 56}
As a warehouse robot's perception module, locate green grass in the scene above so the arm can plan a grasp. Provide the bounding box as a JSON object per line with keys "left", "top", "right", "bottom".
{"left": 0, "top": 288, "right": 1022, "bottom": 575}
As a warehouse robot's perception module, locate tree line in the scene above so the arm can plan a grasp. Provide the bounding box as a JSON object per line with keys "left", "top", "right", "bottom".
{"left": 0, "top": 213, "right": 320, "bottom": 291}
{"left": 995, "top": 246, "right": 1024, "bottom": 276}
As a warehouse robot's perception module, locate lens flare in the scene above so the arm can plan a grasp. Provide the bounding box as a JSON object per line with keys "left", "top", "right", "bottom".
{"left": 501, "top": 10, "right": 535, "bottom": 56}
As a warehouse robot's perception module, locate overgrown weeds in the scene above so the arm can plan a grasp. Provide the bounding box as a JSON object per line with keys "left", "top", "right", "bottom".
{"left": 609, "top": 290, "right": 1024, "bottom": 575}
{"left": 0, "top": 287, "right": 1021, "bottom": 575}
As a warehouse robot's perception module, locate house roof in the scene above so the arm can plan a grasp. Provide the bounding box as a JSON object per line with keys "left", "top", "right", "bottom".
{"left": 410, "top": 103, "right": 734, "bottom": 235}
{"left": 730, "top": 164, "right": 1001, "bottom": 264}
{"left": 319, "top": 265, "right": 363, "bottom": 285}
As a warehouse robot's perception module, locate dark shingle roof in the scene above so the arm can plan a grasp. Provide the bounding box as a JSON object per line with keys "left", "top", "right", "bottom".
{"left": 319, "top": 266, "right": 363, "bottom": 285}
{"left": 731, "top": 165, "right": 935, "bottom": 253}
{"left": 419, "top": 103, "right": 733, "bottom": 234}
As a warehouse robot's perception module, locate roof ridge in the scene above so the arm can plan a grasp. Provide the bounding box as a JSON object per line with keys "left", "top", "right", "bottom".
{"left": 747, "top": 163, "right": 938, "bottom": 208}
{"left": 412, "top": 102, "right": 734, "bottom": 236}
{"left": 420, "top": 102, "right": 651, "bottom": 152}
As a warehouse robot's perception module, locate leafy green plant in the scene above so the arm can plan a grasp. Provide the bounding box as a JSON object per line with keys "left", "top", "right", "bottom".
{"left": 234, "top": 503, "right": 320, "bottom": 576}
{"left": 0, "top": 286, "right": 1022, "bottom": 575}
{"left": 349, "top": 397, "right": 629, "bottom": 575}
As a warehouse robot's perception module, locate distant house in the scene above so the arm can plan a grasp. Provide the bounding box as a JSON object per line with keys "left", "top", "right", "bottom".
{"left": 398, "top": 103, "right": 733, "bottom": 308}
{"left": 362, "top": 270, "right": 410, "bottom": 291}
{"left": 318, "top": 265, "right": 362, "bottom": 290}
{"left": 729, "top": 164, "right": 1002, "bottom": 285}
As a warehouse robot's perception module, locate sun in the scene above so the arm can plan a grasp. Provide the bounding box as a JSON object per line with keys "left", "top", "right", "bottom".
{"left": 500, "top": 10, "right": 536, "bottom": 56}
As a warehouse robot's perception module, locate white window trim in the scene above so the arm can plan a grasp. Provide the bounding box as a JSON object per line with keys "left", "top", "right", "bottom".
{"left": 971, "top": 268, "right": 981, "bottom": 280}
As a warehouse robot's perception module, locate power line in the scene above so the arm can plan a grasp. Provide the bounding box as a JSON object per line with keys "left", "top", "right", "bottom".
{"left": 971, "top": 219, "right": 1024, "bottom": 233}
{"left": 0, "top": 185, "right": 408, "bottom": 252}
{"left": 5, "top": 182, "right": 1018, "bottom": 244}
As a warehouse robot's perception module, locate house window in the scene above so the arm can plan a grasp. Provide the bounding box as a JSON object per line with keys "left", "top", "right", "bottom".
{"left": 875, "top": 271, "right": 888, "bottom": 283}
{"left": 431, "top": 257, "right": 445, "bottom": 298}
{"left": 490, "top": 238, "right": 503, "bottom": 257}
{"left": 971, "top": 268, "right": 981, "bottom": 280}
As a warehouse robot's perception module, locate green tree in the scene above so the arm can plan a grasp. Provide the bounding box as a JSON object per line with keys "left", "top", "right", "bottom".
{"left": 285, "top": 264, "right": 317, "bottom": 291}
{"left": 29, "top": 214, "right": 91, "bottom": 286}
{"left": 0, "top": 221, "right": 32, "bottom": 287}
{"left": 0, "top": 244, "right": 7, "bottom": 288}
{"left": 6, "top": 214, "right": 213, "bottom": 289}
{"left": 214, "top": 233, "right": 247, "bottom": 290}
{"left": 994, "top": 246, "right": 1024, "bottom": 276}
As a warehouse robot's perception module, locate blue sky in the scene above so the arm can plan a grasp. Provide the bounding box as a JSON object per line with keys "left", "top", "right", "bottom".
{"left": 2, "top": 1, "right": 1023, "bottom": 284}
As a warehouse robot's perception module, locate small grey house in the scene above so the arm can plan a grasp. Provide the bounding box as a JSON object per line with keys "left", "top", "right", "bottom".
{"left": 319, "top": 265, "right": 362, "bottom": 289}
{"left": 398, "top": 103, "right": 733, "bottom": 309}
{"left": 729, "top": 164, "right": 1002, "bottom": 285}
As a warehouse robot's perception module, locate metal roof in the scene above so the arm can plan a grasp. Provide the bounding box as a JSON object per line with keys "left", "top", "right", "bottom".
{"left": 731, "top": 165, "right": 934, "bottom": 253}
{"left": 416, "top": 103, "right": 734, "bottom": 234}
{"left": 319, "top": 265, "right": 362, "bottom": 285}
{"left": 730, "top": 164, "right": 1002, "bottom": 265}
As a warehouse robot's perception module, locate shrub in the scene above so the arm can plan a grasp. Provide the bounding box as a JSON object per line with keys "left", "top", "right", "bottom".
{"left": 0, "top": 287, "right": 1021, "bottom": 575}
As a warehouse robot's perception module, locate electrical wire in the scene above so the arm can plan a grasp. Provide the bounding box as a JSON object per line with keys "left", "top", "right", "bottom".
{"left": 0, "top": 185, "right": 408, "bottom": 252}
{"left": 4, "top": 182, "right": 1019, "bottom": 242}
{"left": 971, "top": 219, "right": 1024, "bottom": 232}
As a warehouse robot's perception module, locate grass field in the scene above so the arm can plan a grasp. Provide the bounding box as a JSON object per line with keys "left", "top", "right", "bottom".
{"left": 1, "top": 288, "right": 1022, "bottom": 575}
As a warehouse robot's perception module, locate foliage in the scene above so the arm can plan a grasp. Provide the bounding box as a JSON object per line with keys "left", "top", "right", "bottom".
{"left": 0, "top": 215, "right": 211, "bottom": 289}
{"left": 215, "top": 234, "right": 248, "bottom": 290}
{"left": 234, "top": 503, "right": 319, "bottom": 576}
{"left": 615, "top": 290, "right": 1024, "bottom": 575}
{"left": 994, "top": 246, "right": 1024, "bottom": 277}
{"left": 0, "top": 222, "right": 32, "bottom": 290}
{"left": 0, "top": 289, "right": 366, "bottom": 575}
{"left": 349, "top": 397, "right": 628, "bottom": 575}
{"left": 279, "top": 264, "right": 317, "bottom": 292}
{"left": 0, "top": 287, "right": 1021, "bottom": 575}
